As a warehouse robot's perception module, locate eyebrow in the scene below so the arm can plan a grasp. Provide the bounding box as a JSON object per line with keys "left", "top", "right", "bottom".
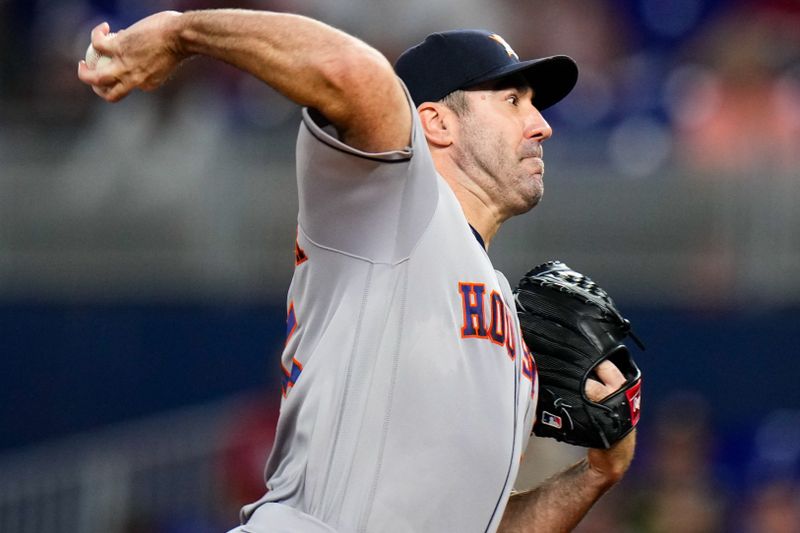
{"left": 465, "top": 75, "right": 536, "bottom": 100}
{"left": 488, "top": 74, "right": 531, "bottom": 93}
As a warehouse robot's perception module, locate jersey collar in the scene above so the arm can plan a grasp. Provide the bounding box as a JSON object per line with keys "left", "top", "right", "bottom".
{"left": 469, "top": 224, "right": 486, "bottom": 250}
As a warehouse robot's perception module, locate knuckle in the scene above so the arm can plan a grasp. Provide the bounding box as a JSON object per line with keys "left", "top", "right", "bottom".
{"left": 127, "top": 71, "right": 144, "bottom": 86}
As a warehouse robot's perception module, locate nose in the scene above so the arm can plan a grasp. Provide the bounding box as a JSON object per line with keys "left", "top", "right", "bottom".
{"left": 524, "top": 106, "right": 553, "bottom": 142}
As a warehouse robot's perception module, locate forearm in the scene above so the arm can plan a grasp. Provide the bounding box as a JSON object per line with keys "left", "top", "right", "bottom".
{"left": 174, "top": 10, "right": 386, "bottom": 112}
{"left": 80, "top": 9, "right": 409, "bottom": 149}
{"left": 498, "top": 459, "right": 614, "bottom": 533}
{"left": 499, "top": 430, "right": 635, "bottom": 532}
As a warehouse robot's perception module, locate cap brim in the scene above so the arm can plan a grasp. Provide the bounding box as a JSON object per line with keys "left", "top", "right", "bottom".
{"left": 465, "top": 55, "right": 578, "bottom": 111}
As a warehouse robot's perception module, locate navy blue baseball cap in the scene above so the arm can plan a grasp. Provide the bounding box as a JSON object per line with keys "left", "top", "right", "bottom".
{"left": 395, "top": 30, "right": 578, "bottom": 110}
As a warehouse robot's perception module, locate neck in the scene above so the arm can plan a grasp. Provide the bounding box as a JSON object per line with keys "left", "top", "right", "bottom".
{"left": 433, "top": 155, "right": 505, "bottom": 250}
{"left": 454, "top": 189, "right": 501, "bottom": 249}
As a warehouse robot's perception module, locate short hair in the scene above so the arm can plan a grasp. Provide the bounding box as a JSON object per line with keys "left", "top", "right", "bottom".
{"left": 438, "top": 90, "right": 470, "bottom": 117}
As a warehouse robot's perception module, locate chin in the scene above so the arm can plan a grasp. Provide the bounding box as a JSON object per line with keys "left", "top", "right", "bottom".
{"left": 525, "top": 182, "right": 544, "bottom": 211}
{"left": 510, "top": 191, "right": 543, "bottom": 217}
{"left": 504, "top": 175, "right": 544, "bottom": 216}
{"left": 525, "top": 194, "right": 543, "bottom": 213}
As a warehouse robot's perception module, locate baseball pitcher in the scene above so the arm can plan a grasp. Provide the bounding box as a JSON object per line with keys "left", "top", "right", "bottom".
{"left": 78, "top": 10, "right": 642, "bottom": 533}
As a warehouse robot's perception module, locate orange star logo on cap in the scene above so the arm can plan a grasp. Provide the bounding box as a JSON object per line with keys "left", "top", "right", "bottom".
{"left": 489, "top": 33, "right": 519, "bottom": 60}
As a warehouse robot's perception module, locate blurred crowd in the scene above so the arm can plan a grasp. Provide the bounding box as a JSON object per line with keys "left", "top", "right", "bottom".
{"left": 115, "top": 392, "right": 800, "bottom": 533}
{"left": 574, "top": 394, "right": 800, "bottom": 533}
{"left": 2, "top": 0, "right": 800, "bottom": 305}
{"left": 2, "top": 0, "right": 799, "bottom": 177}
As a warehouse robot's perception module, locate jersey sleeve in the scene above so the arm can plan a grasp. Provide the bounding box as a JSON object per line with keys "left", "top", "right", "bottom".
{"left": 295, "top": 81, "right": 439, "bottom": 263}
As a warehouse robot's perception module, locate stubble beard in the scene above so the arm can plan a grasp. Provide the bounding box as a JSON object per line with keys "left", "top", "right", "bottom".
{"left": 457, "top": 118, "right": 545, "bottom": 217}
{"left": 526, "top": 162, "right": 544, "bottom": 212}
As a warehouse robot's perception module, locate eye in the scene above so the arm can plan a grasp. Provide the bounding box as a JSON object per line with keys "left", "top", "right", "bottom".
{"left": 506, "top": 94, "right": 519, "bottom": 106}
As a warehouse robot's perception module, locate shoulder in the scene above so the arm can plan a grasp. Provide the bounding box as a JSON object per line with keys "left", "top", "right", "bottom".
{"left": 310, "top": 44, "right": 412, "bottom": 154}
{"left": 299, "top": 81, "right": 421, "bottom": 163}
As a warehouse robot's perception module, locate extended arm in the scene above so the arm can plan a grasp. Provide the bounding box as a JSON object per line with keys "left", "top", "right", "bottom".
{"left": 498, "top": 430, "right": 635, "bottom": 533}
{"left": 499, "top": 360, "right": 636, "bottom": 532}
{"left": 507, "top": 263, "right": 644, "bottom": 531}
{"left": 77, "top": 10, "right": 410, "bottom": 152}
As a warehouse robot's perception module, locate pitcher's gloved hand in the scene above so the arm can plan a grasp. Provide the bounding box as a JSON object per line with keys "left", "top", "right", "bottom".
{"left": 514, "top": 261, "right": 645, "bottom": 449}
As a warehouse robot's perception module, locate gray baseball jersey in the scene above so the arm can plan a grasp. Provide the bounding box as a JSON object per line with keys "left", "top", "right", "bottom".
{"left": 237, "top": 87, "right": 539, "bottom": 533}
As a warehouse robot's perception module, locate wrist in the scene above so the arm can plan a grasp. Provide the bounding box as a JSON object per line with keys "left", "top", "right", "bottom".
{"left": 585, "top": 429, "right": 637, "bottom": 490}
{"left": 164, "top": 10, "right": 192, "bottom": 58}
{"left": 584, "top": 457, "right": 623, "bottom": 491}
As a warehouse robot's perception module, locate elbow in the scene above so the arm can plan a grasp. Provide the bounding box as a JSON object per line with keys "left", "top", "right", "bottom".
{"left": 314, "top": 41, "right": 399, "bottom": 122}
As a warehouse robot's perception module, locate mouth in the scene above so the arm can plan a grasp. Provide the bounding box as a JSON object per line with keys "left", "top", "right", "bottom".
{"left": 520, "top": 143, "right": 543, "bottom": 160}
{"left": 524, "top": 157, "right": 544, "bottom": 175}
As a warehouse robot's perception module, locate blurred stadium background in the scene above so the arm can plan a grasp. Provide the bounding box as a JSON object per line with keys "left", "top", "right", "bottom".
{"left": 2, "top": 0, "right": 800, "bottom": 531}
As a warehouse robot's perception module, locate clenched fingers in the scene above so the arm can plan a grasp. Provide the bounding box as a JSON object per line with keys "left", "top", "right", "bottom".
{"left": 90, "top": 22, "right": 115, "bottom": 56}
{"left": 585, "top": 360, "right": 626, "bottom": 401}
{"left": 78, "top": 61, "right": 132, "bottom": 102}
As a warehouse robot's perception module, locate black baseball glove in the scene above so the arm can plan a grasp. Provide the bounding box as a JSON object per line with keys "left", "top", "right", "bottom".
{"left": 514, "top": 261, "right": 644, "bottom": 449}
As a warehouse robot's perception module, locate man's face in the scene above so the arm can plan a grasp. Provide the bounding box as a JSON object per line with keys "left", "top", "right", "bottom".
{"left": 450, "top": 76, "right": 553, "bottom": 218}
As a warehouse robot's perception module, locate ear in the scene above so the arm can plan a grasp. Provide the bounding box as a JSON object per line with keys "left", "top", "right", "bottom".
{"left": 418, "top": 102, "right": 455, "bottom": 148}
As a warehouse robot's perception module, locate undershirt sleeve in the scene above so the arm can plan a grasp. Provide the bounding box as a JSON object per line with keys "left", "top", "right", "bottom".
{"left": 295, "top": 81, "right": 439, "bottom": 263}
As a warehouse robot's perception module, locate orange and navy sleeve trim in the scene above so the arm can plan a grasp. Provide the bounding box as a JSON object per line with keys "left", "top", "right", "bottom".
{"left": 281, "top": 302, "right": 304, "bottom": 398}
{"left": 286, "top": 302, "right": 298, "bottom": 345}
{"left": 295, "top": 229, "right": 308, "bottom": 266}
{"left": 280, "top": 357, "right": 304, "bottom": 398}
